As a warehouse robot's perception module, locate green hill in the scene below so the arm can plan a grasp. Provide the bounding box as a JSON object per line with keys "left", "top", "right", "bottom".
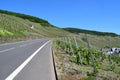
{"left": 0, "top": 9, "right": 120, "bottom": 48}
{"left": 63, "top": 28, "right": 119, "bottom": 37}
{"left": 0, "top": 10, "right": 70, "bottom": 37}
{"left": 63, "top": 27, "right": 120, "bottom": 48}
{"left": 0, "top": 9, "right": 51, "bottom": 27}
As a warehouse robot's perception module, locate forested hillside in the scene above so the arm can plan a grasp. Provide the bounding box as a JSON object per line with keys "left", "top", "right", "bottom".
{"left": 63, "top": 28, "right": 119, "bottom": 37}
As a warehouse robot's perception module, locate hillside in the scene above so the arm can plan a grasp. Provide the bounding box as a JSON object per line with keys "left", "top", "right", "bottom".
{"left": 0, "top": 10, "right": 70, "bottom": 37}
{"left": 0, "top": 9, "right": 120, "bottom": 48}
{"left": 0, "top": 9, "right": 51, "bottom": 27}
{"left": 63, "top": 28, "right": 119, "bottom": 37}
{"left": 0, "top": 9, "right": 119, "bottom": 38}
{"left": 0, "top": 9, "right": 120, "bottom": 80}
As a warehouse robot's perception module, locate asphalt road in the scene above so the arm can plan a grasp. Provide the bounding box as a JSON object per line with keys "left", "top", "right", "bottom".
{"left": 0, "top": 39, "right": 56, "bottom": 80}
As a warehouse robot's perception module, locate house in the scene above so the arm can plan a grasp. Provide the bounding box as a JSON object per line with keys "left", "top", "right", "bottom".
{"left": 106, "top": 48, "right": 120, "bottom": 55}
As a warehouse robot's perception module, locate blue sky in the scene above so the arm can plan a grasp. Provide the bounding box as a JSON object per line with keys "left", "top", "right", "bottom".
{"left": 0, "top": 0, "right": 120, "bottom": 34}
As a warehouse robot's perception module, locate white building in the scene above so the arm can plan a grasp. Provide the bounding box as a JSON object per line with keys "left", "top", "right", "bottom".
{"left": 106, "top": 48, "right": 120, "bottom": 55}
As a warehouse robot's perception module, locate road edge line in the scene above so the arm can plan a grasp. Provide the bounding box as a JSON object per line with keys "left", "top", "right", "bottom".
{"left": 5, "top": 40, "right": 50, "bottom": 80}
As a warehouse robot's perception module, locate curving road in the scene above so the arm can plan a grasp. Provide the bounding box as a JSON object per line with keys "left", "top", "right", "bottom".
{"left": 0, "top": 39, "right": 56, "bottom": 80}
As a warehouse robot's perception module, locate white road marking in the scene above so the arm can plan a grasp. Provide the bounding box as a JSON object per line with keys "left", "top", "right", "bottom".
{"left": 5, "top": 40, "right": 50, "bottom": 80}
{"left": 0, "top": 48, "right": 15, "bottom": 53}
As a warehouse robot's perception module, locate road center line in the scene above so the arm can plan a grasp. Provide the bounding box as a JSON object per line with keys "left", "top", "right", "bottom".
{"left": 5, "top": 40, "right": 50, "bottom": 80}
{"left": 0, "top": 48, "right": 15, "bottom": 53}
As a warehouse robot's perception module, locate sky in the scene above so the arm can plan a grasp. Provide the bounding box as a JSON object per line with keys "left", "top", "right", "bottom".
{"left": 0, "top": 0, "right": 120, "bottom": 34}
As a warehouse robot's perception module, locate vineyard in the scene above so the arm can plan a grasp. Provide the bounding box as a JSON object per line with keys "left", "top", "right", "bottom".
{"left": 0, "top": 10, "right": 71, "bottom": 38}
{"left": 0, "top": 12, "right": 70, "bottom": 41}
{"left": 53, "top": 34, "right": 120, "bottom": 80}
{"left": 0, "top": 13, "right": 36, "bottom": 37}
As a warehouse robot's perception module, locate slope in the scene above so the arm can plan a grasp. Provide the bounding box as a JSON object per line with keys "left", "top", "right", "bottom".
{"left": 0, "top": 9, "right": 120, "bottom": 48}
{"left": 63, "top": 27, "right": 119, "bottom": 37}
{"left": 0, "top": 10, "right": 70, "bottom": 37}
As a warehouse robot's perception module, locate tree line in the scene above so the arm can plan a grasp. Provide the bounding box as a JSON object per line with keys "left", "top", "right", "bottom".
{"left": 0, "top": 9, "right": 51, "bottom": 27}
{"left": 63, "top": 28, "right": 119, "bottom": 37}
